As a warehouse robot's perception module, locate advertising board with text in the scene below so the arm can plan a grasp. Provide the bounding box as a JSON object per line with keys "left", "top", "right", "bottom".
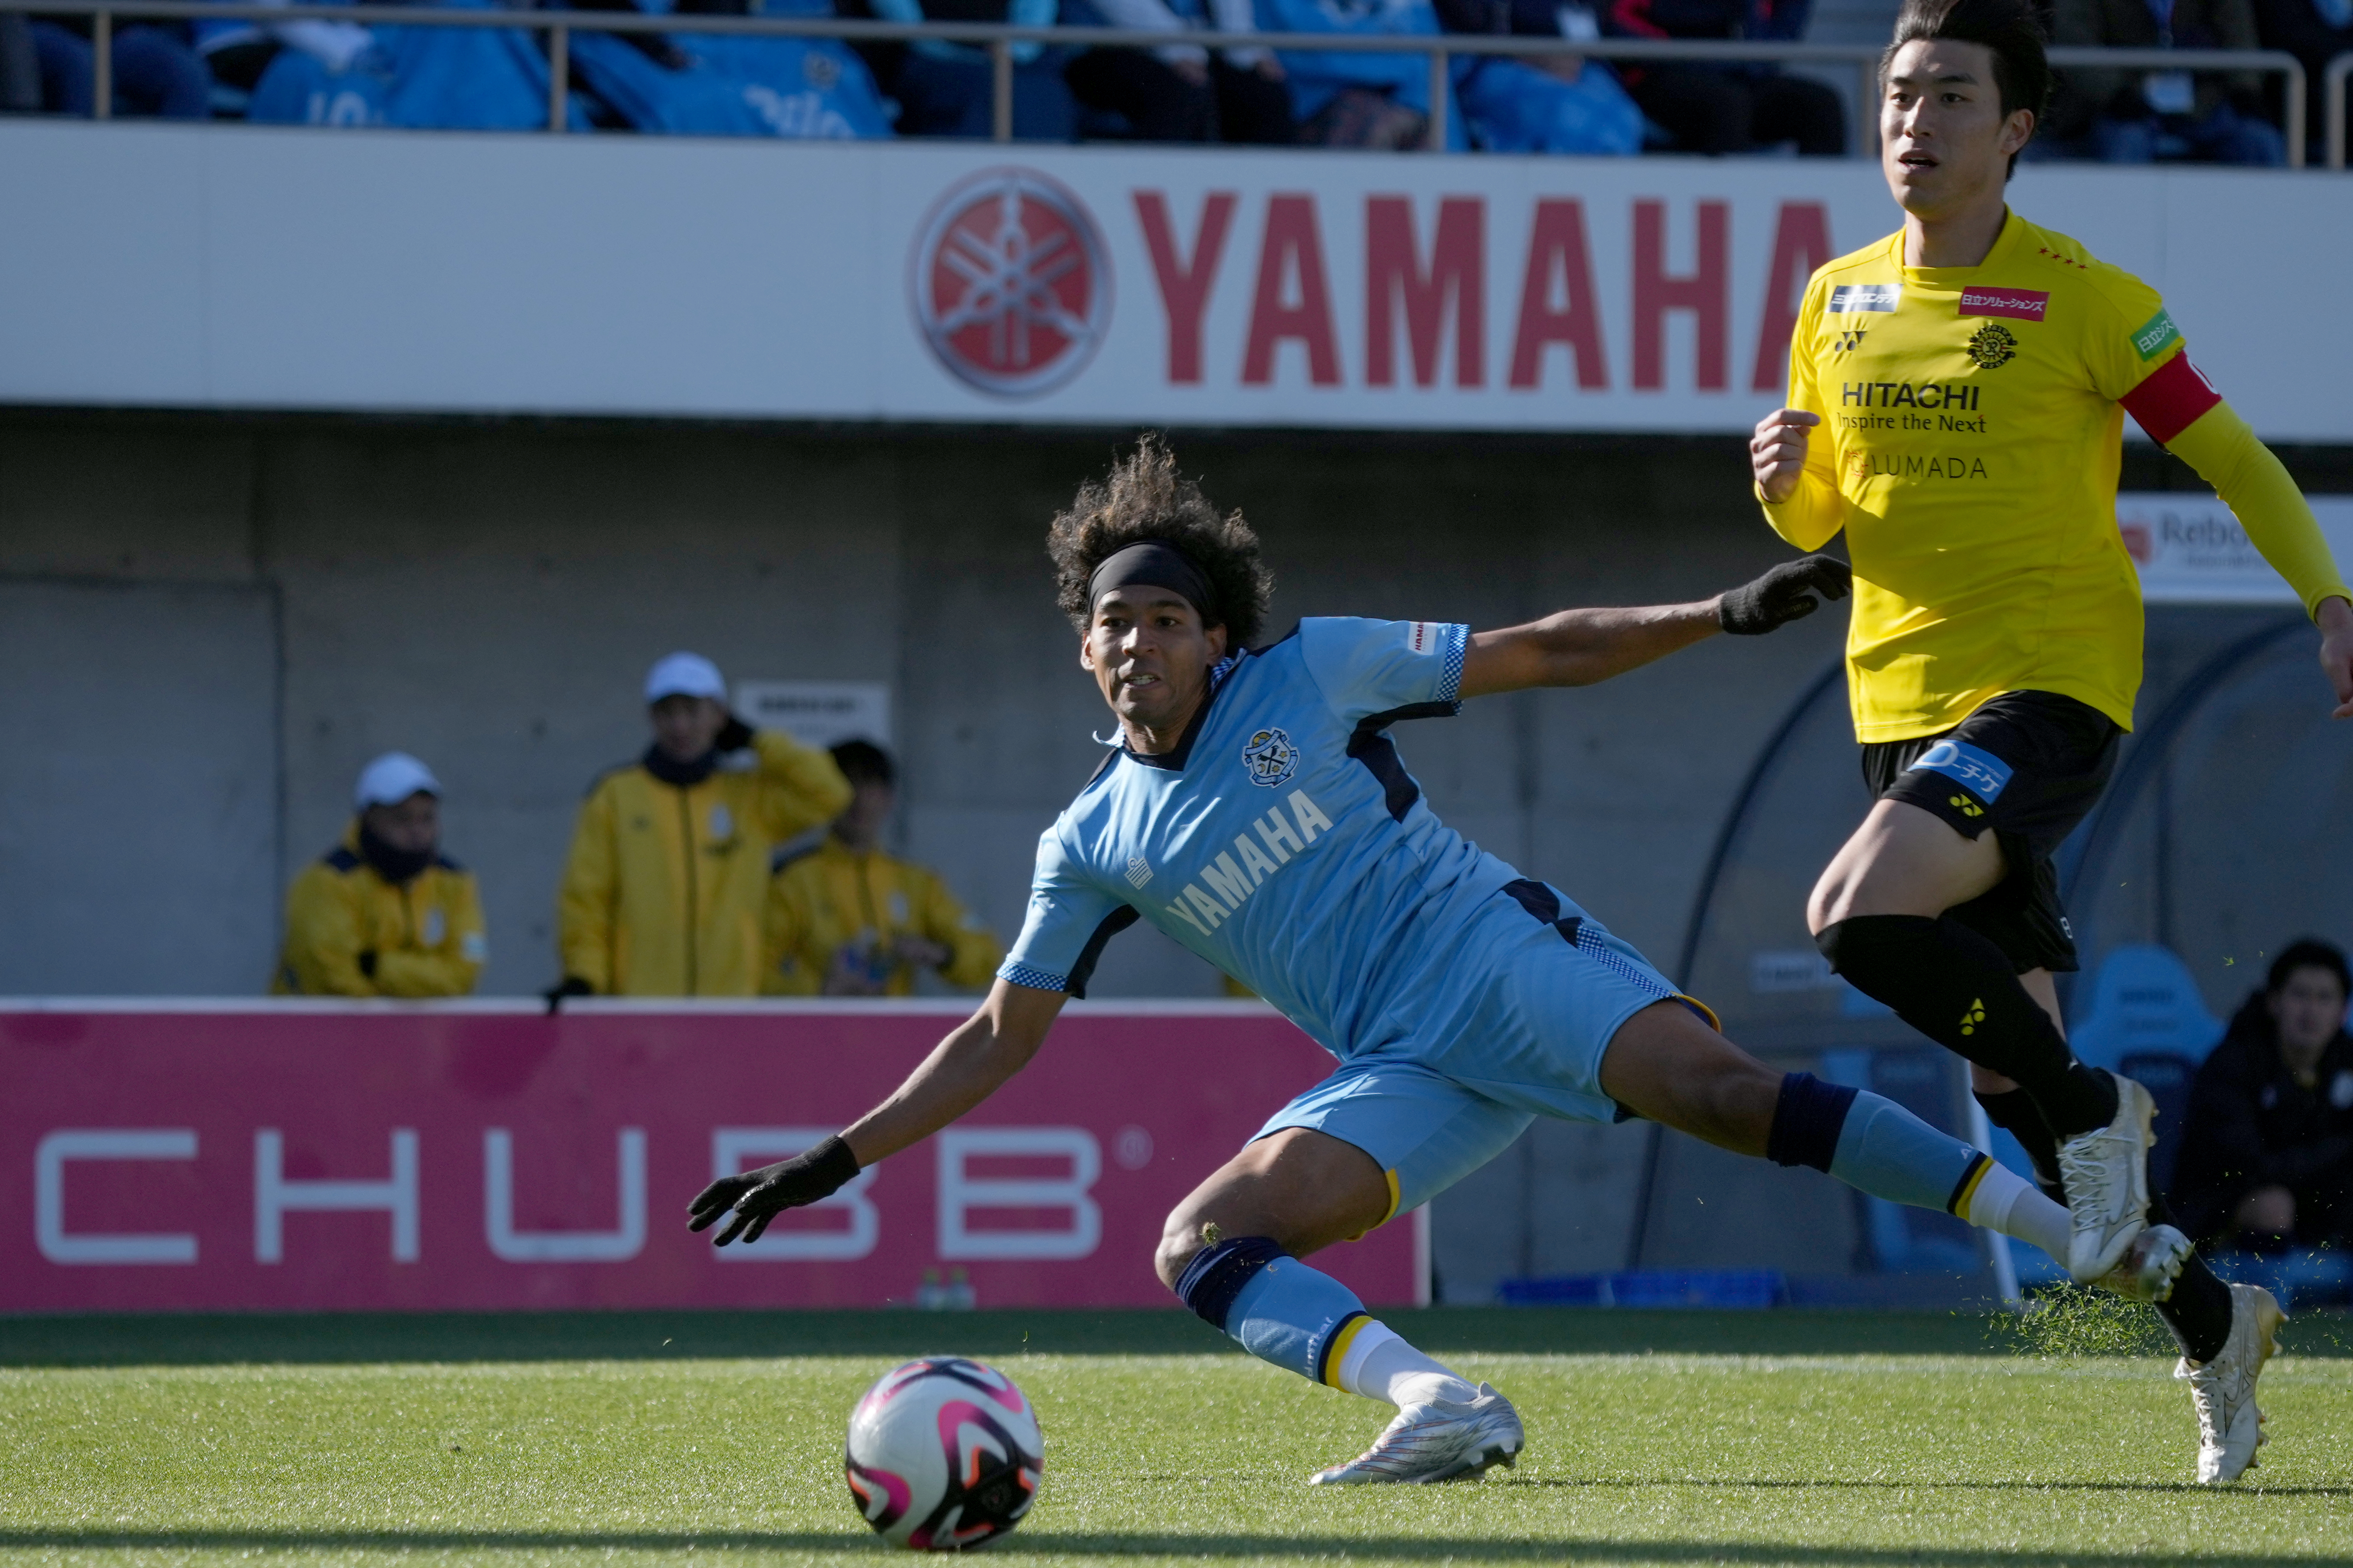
{"left": 0, "top": 125, "right": 2346, "bottom": 440}
{"left": 0, "top": 1002, "right": 1423, "bottom": 1314}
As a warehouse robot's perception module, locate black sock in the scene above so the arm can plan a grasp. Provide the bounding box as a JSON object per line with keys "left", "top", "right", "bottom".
{"left": 2156, "top": 1252, "right": 2236, "bottom": 1364}
{"left": 1974, "top": 1086, "right": 2066, "bottom": 1203}
{"left": 1818, "top": 914, "right": 2118, "bottom": 1136}
{"left": 2138, "top": 1193, "right": 2235, "bottom": 1364}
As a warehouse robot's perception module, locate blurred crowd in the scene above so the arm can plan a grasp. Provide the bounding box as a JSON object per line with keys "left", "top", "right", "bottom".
{"left": 273, "top": 651, "right": 1004, "bottom": 1001}
{"left": 3, "top": 0, "right": 2336, "bottom": 160}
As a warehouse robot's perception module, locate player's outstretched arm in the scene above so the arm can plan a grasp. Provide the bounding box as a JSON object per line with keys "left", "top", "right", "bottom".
{"left": 1457, "top": 556, "right": 1851, "bottom": 698}
{"left": 686, "top": 979, "right": 1066, "bottom": 1245}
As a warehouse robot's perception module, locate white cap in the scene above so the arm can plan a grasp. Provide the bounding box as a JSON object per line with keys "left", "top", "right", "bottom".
{"left": 646, "top": 651, "right": 726, "bottom": 704}
{"left": 354, "top": 752, "right": 441, "bottom": 811}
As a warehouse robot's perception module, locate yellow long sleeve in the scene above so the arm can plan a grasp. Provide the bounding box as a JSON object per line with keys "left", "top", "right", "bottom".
{"left": 556, "top": 785, "right": 618, "bottom": 992}
{"left": 2164, "top": 401, "right": 2353, "bottom": 620}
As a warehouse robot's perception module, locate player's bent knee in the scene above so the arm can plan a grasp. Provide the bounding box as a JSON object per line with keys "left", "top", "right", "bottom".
{"left": 1153, "top": 1214, "right": 1205, "bottom": 1293}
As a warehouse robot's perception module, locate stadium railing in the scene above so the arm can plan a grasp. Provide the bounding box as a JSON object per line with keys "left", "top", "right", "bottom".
{"left": 2330, "top": 50, "right": 2353, "bottom": 169}
{"left": 0, "top": 0, "right": 2315, "bottom": 169}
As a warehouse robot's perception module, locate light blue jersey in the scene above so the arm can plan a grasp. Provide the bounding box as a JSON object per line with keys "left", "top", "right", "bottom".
{"left": 1001, "top": 615, "right": 1694, "bottom": 1212}
{"left": 999, "top": 618, "right": 1495, "bottom": 1041}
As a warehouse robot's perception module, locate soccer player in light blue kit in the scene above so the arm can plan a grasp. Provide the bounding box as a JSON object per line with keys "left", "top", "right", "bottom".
{"left": 691, "top": 439, "right": 2119, "bottom": 1484}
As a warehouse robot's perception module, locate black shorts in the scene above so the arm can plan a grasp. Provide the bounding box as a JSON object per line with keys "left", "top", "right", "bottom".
{"left": 1859, "top": 690, "right": 2122, "bottom": 975}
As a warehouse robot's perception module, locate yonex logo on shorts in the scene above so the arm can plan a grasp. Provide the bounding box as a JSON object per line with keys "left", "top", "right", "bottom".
{"left": 1908, "top": 740, "right": 2013, "bottom": 803}
{"left": 1828, "top": 284, "right": 1901, "bottom": 314}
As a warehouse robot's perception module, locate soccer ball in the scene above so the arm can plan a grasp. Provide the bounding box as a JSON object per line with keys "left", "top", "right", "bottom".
{"left": 844, "top": 1356, "right": 1043, "bottom": 1550}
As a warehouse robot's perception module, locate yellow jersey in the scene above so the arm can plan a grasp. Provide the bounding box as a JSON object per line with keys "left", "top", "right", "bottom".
{"left": 763, "top": 837, "right": 1002, "bottom": 996}
{"left": 1764, "top": 210, "right": 2347, "bottom": 743}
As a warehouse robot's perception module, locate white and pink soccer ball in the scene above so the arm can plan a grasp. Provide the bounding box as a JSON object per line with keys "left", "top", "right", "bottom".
{"left": 845, "top": 1357, "right": 1043, "bottom": 1550}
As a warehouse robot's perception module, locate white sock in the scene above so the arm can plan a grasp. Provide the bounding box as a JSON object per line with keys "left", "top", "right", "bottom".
{"left": 1963, "top": 1159, "right": 2071, "bottom": 1266}
{"left": 1335, "top": 1320, "right": 1478, "bottom": 1408}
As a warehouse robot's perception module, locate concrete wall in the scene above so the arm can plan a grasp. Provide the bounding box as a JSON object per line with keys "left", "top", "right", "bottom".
{"left": 0, "top": 410, "right": 1878, "bottom": 1002}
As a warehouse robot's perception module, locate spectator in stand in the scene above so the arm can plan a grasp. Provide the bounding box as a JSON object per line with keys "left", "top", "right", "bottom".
{"left": 2171, "top": 940, "right": 2353, "bottom": 1253}
{"left": 2252, "top": 0, "right": 2350, "bottom": 163}
{"left": 1063, "top": 0, "right": 1293, "bottom": 142}
{"left": 196, "top": 0, "right": 376, "bottom": 98}
{"left": 273, "top": 752, "right": 486, "bottom": 997}
{"left": 557, "top": 0, "right": 893, "bottom": 137}
{"left": 3, "top": 14, "right": 40, "bottom": 110}
{"left": 839, "top": 0, "right": 1077, "bottom": 139}
{"left": 1257, "top": 0, "right": 1459, "bottom": 149}
{"left": 1432, "top": 0, "right": 1644, "bottom": 153}
{"left": 553, "top": 652, "right": 852, "bottom": 1000}
{"left": 2047, "top": 0, "right": 2284, "bottom": 164}
{"left": 763, "top": 740, "right": 1004, "bottom": 996}
{"left": 1603, "top": 0, "right": 1842, "bottom": 155}
{"left": 28, "top": 16, "right": 209, "bottom": 117}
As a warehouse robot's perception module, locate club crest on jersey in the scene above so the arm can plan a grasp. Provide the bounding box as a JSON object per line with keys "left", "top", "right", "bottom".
{"left": 1241, "top": 727, "right": 1300, "bottom": 788}
{"left": 1965, "top": 322, "right": 2017, "bottom": 369}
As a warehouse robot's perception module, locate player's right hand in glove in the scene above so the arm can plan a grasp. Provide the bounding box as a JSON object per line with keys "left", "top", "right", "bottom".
{"left": 1718, "top": 554, "right": 1852, "bottom": 635}
{"left": 688, "top": 1135, "right": 860, "bottom": 1245}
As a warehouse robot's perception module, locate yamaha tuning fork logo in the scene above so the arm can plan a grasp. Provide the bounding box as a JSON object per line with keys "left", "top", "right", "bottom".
{"left": 910, "top": 168, "right": 1112, "bottom": 398}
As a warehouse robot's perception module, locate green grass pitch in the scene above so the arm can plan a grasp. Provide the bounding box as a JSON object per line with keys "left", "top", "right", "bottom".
{"left": 4, "top": 1308, "right": 2350, "bottom": 1566}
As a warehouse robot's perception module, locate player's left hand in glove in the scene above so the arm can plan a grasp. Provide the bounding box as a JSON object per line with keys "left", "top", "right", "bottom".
{"left": 688, "top": 1135, "right": 859, "bottom": 1245}
{"left": 1719, "top": 554, "right": 1852, "bottom": 635}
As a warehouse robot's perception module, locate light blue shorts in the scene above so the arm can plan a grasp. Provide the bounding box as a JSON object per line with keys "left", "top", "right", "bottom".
{"left": 1251, "top": 880, "right": 1710, "bottom": 1225}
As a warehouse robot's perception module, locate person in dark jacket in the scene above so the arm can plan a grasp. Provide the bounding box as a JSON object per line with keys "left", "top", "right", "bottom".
{"left": 2171, "top": 939, "right": 2353, "bottom": 1250}
{"left": 2252, "top": 0, "right": 2353, "bottom": 163}
{"left": 2047, "top": 0, "right": 2284, "bottom": 163}
{"left": 1604, "top": 0, "right": 1843, "bottom": 155}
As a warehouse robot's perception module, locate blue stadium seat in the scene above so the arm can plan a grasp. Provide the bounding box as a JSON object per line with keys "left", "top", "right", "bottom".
{"left": 2066, "top": 944, "right": 2225, "bottom": 1074}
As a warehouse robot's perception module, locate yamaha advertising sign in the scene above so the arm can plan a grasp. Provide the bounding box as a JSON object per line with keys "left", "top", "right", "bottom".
{"left": 0, "top": 122, "right": 2347, "bottom": 441}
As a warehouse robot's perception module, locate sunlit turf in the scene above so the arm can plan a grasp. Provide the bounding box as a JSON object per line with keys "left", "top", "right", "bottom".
{"left": 4, "top": 1310, "right": 2351, "bottom": 1566}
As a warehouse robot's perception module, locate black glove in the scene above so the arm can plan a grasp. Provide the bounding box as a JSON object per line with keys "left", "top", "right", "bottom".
{"left": 356, "top": 950, "right": 378, "bottom": 980}
{"left": 688, "top": 1135, "right": 859, "bottom": 1246}
{"left": 714, "top": 714, "right": 755, "bottom": 752}
{"left": 1718, "top": 554, "right": 1852, "bottom": 635}
{"left": 543, "top": 975, "right": 593, "bottom": 1015}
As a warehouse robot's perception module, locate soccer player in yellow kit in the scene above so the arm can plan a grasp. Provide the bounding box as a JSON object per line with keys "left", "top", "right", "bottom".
{"left": 1751, "top": 0, "right": 2353, "bottom": 1484}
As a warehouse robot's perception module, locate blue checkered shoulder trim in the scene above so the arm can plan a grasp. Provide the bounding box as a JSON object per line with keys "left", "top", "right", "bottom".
{"left": 1435, "top": 623, "right": 1469, "bottom": 705}
{"left": 998, "top": 961, "right": 1069, "bottom": 993}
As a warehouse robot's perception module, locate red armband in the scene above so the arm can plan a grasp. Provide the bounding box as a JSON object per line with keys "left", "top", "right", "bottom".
{"left": 2119, "top": 351, "right": 2222, "bottom": 445}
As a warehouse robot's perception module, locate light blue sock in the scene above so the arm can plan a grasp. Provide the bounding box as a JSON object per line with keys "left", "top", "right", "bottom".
{"left": 1177, "top": 1237, "right": 1368, "bottom": 1386}
{"left": 1827, "top": 1089, "right": 1981, "bottom": 1214}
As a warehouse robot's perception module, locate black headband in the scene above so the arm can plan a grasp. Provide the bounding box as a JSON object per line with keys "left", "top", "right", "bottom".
{"left": 1087, "top": 541, "right": 1220, "bottom": 626}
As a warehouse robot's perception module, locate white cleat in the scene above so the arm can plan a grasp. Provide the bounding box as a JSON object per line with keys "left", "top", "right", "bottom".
{"left": 2177, "top": 1282, "right": 2287, "bottom": 1485}
{"left": 1307, "top": 1383, "right": 1524, "bottom": 1486}
{"left": 2101, "top": 1223, "right": 2192, "bottom": 1304}
{"left": 2059, "top": 1074, "right": 2155, "bottom": 1283}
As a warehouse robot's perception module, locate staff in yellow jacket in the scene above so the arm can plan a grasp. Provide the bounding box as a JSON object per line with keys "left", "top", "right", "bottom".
{"left": 764, "top": 740, "right": 1002, "bottom": 996}
{"left": 554, "top": 651, "right": 853, "bottom": 998}
{"left": 274, "top": 752, "right": 486, "bottom": 997}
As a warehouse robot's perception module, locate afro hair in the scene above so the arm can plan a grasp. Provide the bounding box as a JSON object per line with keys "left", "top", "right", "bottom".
{"left": 1047, "top": 435, "right": 1276, "bottom": 650}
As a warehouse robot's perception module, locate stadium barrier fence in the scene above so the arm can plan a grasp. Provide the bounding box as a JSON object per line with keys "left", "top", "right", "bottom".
{"left": 2331, "top": 51, "right": 2353, "bottom": 168}
{"left": 0, "top": 0, "right": 2320, "bottom": 168}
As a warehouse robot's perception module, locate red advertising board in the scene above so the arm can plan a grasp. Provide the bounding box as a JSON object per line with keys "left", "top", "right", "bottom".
{"left": 0, "top": 1002, "right": 1423, "bottom": 1314}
